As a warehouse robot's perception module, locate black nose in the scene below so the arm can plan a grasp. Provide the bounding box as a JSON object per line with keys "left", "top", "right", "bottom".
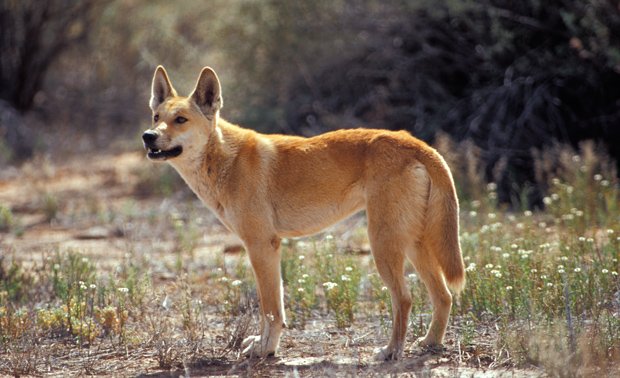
{"left": 142, "top": 130, "right": 158, "bottom": 145}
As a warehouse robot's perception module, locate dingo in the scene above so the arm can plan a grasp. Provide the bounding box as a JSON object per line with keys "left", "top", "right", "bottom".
{"left": 143, "top": 66, "right": 465, "bottom": 360}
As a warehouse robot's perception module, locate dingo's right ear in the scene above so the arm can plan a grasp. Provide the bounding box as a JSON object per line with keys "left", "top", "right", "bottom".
{"left": 190, "top": 66, "right": 223, "bottom": 116}
{"left": 150, "top": 66, "right": 177, "bottom": 111}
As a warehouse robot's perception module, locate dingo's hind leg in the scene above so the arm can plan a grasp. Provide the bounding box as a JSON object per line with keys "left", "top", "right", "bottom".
{"left": 406, "top": 245, "right": 452, "bottom": 348}
{"left": 367, "top": 206, "right": 414, "bottom": 360}
{"left": 369, "top": 235, "right": 411, "bottom": 360}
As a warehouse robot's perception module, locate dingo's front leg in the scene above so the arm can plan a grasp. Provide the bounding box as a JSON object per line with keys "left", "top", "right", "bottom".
{"left": 241, "top": 236, "right": 285, "bottom": 358}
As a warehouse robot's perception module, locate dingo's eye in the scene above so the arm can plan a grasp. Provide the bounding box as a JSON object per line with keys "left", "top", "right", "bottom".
{"left": 153, "top": 114, "right": 159, "bottom": 122}
{"left": 175, "top": 116, "right": 188, "bottom": 124}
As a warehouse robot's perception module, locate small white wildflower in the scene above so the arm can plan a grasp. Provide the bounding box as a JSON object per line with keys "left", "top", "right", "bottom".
{"left": 81, "top": 257, "right": 89, "bottom": 263}
{"left": 560, "top": 256, "right": 568, "bottom": 261}
{"left": 562, "top": 214, "right": 574, "bottom": 221}
{"left": 574, "top": 268, "right": 581, "bottom": 273}
{"left": 297, "top": 287, "right": 305, "bottom": 293}
{"left": 586, "top": 238, "right": 594, "bottom": 243}
{"left": 601, "top": 180, "right": 609, "bottom": 187}
{"left": 488, "top": 192, "right": 497, "bottom": 200}
{"left": 297, "top": 241, "right": 308, "bottom": 250}
{"left": 118, "top": 287, "right": 129, "bottom": 294}
{"left": 162, "top": 295, "right": 172, "bottom": 310}
{"left": 516, "top": 223, "right": 525, "bottom": 230}
{"left": 469, "top": 211, "right": 477, "bottom": 218}
{"left": 408, "top": 273, "right": 417, "bottom": 280}
{"left": 612, "top": 271, "right": 618, "bottom": 276}
{"left": 546, "top": 282, "right": 554, "bottom": 287}
{"left": 543, "top": 197, "right": 552, "bottom": 205}
{"left": 302, "top": 274, "right": 309, "bottom": 279}
{"left": 551, "top": 193, "right": 560, "bottom": 201}
{"left": 325, "top": 234, "right": 334, "bottom": 241}
{"left": 566, "top": 186, "right": 574, "bottom": 194}
{"left": 602, "top": 269, "right": 609, "bottom": 274}
{"left": 572, "top": 155, "right": 581, "bottom": 163}
{"left": 298, "top": 278, "right": 306, "bottom": 284}
{"left": 488, "top": 213, "right": 497, "bottom": 220}
{"left": 471, "top": 200, "right": 481, "bottom": 208}
{"left": 557, "top": 265, "right": 564, "bottom": 270}
{"left": 53, "top": 264, "right": 60, "bottom": 270}
{"left": 466, "top": 263, "right": 476, "bottom": 272}
{"left": 231, "top": 280, "right": 242, "bottom": 287}
{"left": 606, "top": 229, "right": 614, "bottom": 235}
{"left": 220, "top": 277, "right": 229, "bottom": 283}
{"left": 89, "top": 284, "right": 97, "bottom": 290}
{"left": 80, "top": 284, "right": 87, "bottom": 290}
{"left": 506, "top": 286, "right": 513, "bottom": 291}
{"left": 266, "top": 313, "right": 275, "bottom": 322}
{"left": 540, "top": 275, "right": 548, "bottom": 280}
{"left": 345, "top": 266, "right": 353, "bottom": 272}
{"left": 487, "top": 182, "right": 497, "bottom": 191}
{"left": 381, "top": 286, "right": 388, "bottom": 292}
{"left": 552, "top": 178, "right": 560, "bottom": 185}
{"left": 578, "top": 237, "right": 586, "bottom": 242}
{"left": 298, "top": 255, "right": 305, "bottom": 260}
{"left": 341, "top": 274, "right": 351, "bottom": 282}
{"left": 502, "top": 253, "right": 510, "bottom": 258}
{"left": 485, "top": 264, "right": 494, "bottom": 269}
{"left": 494, "top": 272, "right": 502, "bottom": 278}
{"left": 464, "top": 256, "right": 471, "bottom": 261}
{"left": 323, "top": 282, "right": 338, "bottom": 291}
{"left": 530, "top": 268, "right": 538, "bottom": 273}
{"left": 78, "top": 281, "right": 85, "bottom": 286}
{"left": 524, "top": 210, "right": 533, "bottom": 217}
{"left": 511, "top": 244, "right": 518, "bottom": 249}
{"left": 558, "top": 269, "right": 565, "bottom": 274}
{"left": 594, "top": 174, "right": 603, "bottom": 181}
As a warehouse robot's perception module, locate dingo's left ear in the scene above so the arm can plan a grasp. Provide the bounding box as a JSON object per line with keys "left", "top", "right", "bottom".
{"left": 190, "top": 66, "right": 223, "bottom": 116}
{"left": 150, "top": 66, "right": 177, "bottom": 111}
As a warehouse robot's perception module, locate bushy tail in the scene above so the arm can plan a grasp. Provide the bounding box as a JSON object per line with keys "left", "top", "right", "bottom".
{"left": 418, "top": 148, "right": 465, "bottom": 293}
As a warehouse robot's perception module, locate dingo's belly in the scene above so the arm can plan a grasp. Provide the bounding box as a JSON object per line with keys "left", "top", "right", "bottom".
{"left": 272, "top": 182, "right": 365, "bottom": 237}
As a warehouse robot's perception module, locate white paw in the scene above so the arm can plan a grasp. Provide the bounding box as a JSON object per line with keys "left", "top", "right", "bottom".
{"left": 374, "top": 345, "right": 402, "bottom": 361}
{"left": 241, "top": 335, "right": 275, "bottom": 358}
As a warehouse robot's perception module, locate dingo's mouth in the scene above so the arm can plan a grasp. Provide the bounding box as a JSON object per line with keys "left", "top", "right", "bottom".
{"left": 147, "top": 146, "right": 183, "bottom": 160}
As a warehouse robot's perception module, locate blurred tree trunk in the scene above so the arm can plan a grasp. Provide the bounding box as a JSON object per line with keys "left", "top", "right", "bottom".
{"left": 0, "top": 0, "right": 105, "bottom": 112}
{"left": 0, "top": 0, "right": 107, "bottom": 161}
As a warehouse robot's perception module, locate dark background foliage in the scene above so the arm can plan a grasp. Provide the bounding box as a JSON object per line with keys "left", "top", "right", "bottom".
{"left": 1, "top": 0, "right": 618, "bottom": 204}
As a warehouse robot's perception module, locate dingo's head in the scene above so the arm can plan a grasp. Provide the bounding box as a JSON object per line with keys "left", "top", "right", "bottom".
{"left": 142, "top": 66, "right": 223, "bottom": 162}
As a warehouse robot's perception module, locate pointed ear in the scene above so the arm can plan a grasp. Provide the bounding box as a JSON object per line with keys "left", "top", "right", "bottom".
{"left": 150, "top": 66, "right": 177, "bottom": 111}
{"left": 190, "top": 66, "right": 223, "bottom": 116}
